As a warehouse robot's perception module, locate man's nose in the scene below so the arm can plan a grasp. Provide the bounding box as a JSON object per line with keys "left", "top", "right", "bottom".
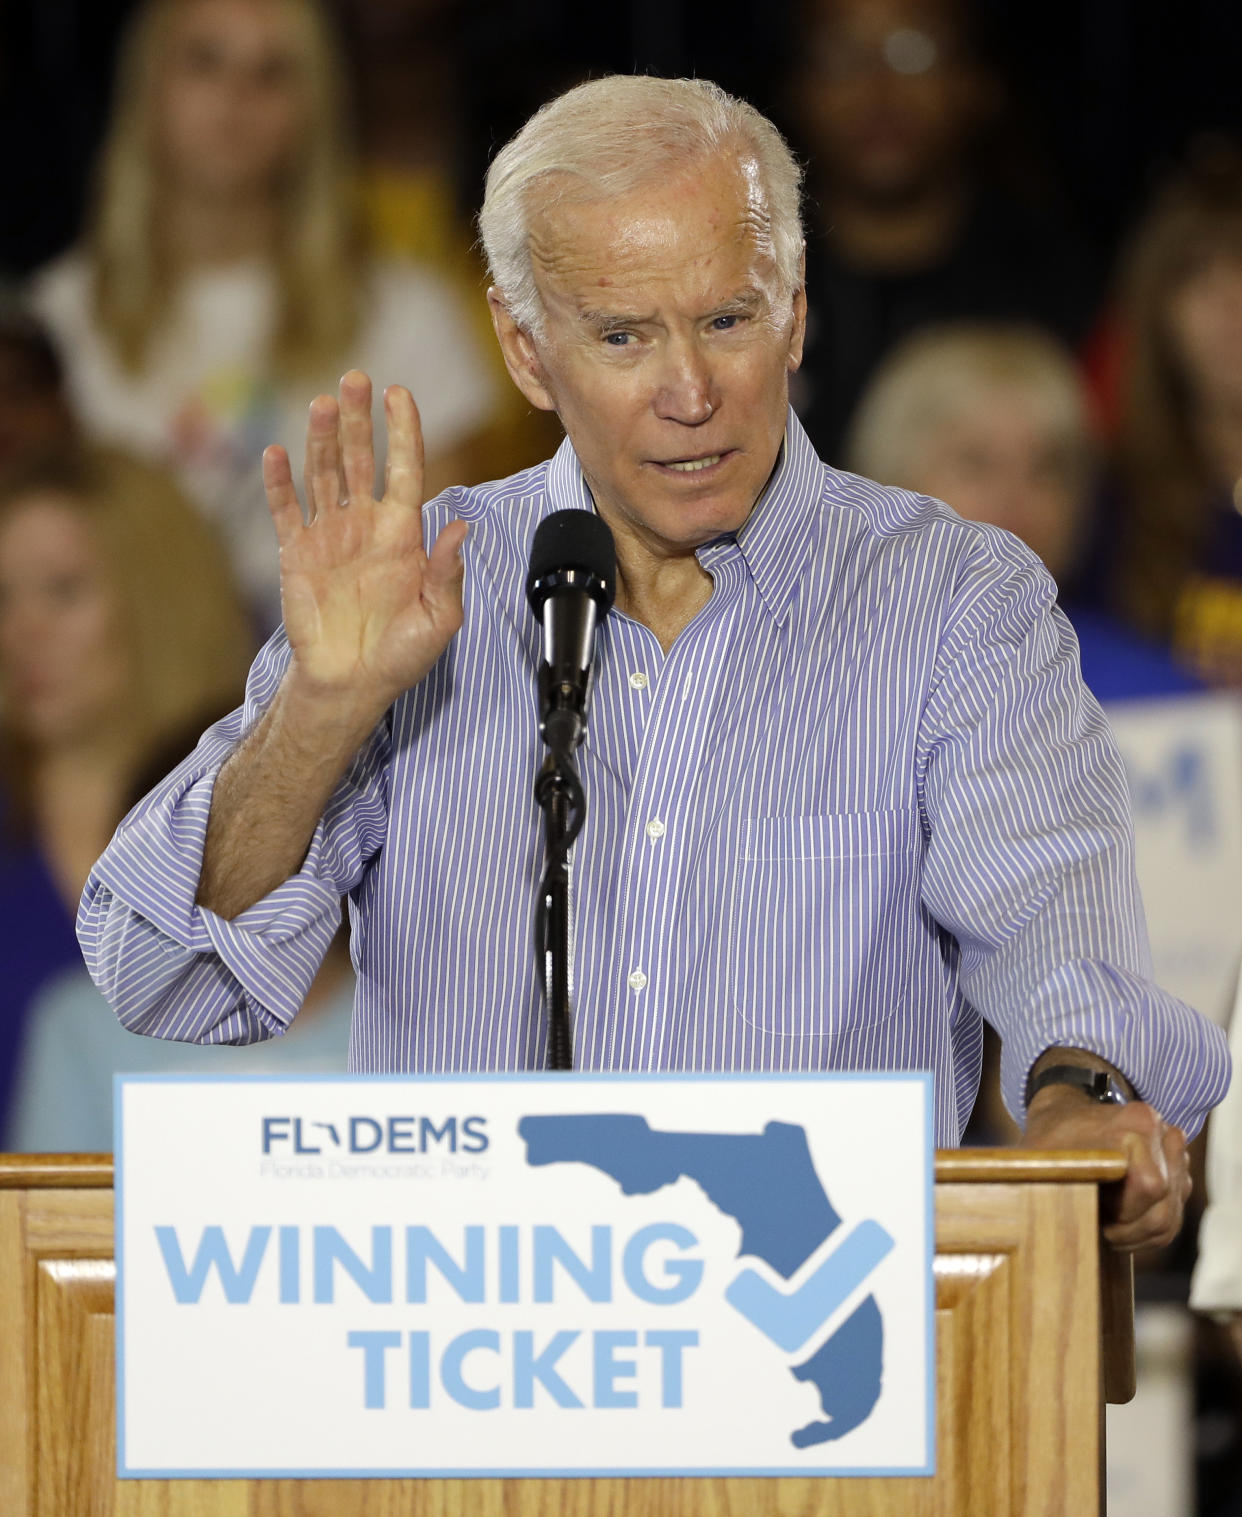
{"left": 653, "top": 340, "right": 717, "bottom": 425}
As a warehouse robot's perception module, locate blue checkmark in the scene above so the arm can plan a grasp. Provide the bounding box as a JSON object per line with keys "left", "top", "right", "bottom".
{"left": 724, "top": 1219, "right": 895, "bottom": 1354}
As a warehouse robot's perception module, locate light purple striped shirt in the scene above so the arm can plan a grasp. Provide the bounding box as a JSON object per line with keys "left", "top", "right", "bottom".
{"left": 79, "top": 410, "right": 1229, "bottom": 1143}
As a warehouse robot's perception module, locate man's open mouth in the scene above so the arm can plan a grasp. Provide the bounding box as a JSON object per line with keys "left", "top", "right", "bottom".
{"left": 659, "top": 452, "right": 727, "bottom": 473}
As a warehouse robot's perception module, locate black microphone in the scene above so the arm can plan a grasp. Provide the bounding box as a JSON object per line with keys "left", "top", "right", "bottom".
{"left": 525, "top": 509, "right": 616, "bottom": 754}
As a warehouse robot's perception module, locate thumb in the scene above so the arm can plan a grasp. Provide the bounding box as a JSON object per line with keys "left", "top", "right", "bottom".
{"left": 423, "top": 519, "right": 468, "bottom": 600}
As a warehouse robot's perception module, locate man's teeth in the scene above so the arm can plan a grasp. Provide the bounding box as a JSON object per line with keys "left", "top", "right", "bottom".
{"left": 665, "top": 455, "right": 722, "bottom": 472}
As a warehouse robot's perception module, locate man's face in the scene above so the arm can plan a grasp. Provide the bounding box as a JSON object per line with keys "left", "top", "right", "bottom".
{"left": 491, "top": 153, "right": 806, "bottom": 559}
{"left": 796, "top": 0, "right": 987, "bottom": 203}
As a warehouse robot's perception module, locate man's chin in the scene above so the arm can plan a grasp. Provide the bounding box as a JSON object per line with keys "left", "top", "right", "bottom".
{"left": 651, "top": 495, "right": 758, "bottom": 551}
{"left": 588, "top": 458, "right": 770, "bottom": 553}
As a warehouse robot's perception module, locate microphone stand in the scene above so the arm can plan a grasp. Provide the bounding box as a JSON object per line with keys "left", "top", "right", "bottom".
{"left": 534, "top": 749, "right": 581, "bottom": 1070}
{"left": 525, "top": 511, "right": 615, "bottom": 1074}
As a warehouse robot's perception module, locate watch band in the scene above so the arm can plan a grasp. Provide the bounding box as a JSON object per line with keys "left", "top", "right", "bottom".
{"left": 1026, "top": 1064, "right": 1130, "bottom": 1107}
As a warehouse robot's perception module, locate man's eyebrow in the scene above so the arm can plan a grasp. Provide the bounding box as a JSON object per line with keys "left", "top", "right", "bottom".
{"left": 708, "top": 288, "right": 767, "bottom": 317}
{"left": 576, "top": 289, "right": 768, "bottom": 331}
{"left": 577, "top": 307, "right": 657, "bottom": 332}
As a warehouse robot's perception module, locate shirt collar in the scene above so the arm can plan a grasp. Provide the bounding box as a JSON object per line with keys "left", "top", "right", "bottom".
{"left": 546, "top": 431, "right": 598, "bottom": 514}
{"left": 727, "top": 407, "right": 824, "bottom": 623}
{"left": 544, "top": 405, "right": 824, "bottom": 623}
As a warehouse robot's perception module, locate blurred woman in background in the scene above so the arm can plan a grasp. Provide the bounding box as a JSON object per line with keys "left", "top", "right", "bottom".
{"left": 0, "top": 446, "right": 251, "bottom": 1135}
{"left": 846, "top": 321, "right": 1199, "bottom": 704}
{"left": 1111, "top": 143, "right": 1242, "bottom": 687}
{"left": 28, "top": 0, "right": 498, "bottom": 631}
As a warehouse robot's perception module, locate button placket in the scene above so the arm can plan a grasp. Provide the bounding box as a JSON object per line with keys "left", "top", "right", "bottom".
{"left": 593, "top": 575, "right": 743, "bottom": 1060}
{"left": 615, "top": 568, "right": 748, "bottom": 1063}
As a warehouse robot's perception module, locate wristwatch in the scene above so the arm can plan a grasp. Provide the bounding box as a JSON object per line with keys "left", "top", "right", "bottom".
{"left": 1025, "top": 1064, "right": 1131, "bottom": 1108}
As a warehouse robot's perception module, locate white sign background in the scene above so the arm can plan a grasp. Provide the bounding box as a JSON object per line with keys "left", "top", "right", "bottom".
{"left": 1106, "top": 692, "right": 1242, "bottom": 1027}
{"left": 117, "top": 1073, "right": 933, "bottom": 1478}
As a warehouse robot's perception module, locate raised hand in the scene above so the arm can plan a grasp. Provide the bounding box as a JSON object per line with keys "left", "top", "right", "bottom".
{"left": 262, "top": 369, "right": 467, "bottom": 719}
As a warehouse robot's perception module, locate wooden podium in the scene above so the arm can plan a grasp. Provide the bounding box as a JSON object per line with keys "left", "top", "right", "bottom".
{"left": 0, "top": 1149, "right": 1135, "bottom": 1516}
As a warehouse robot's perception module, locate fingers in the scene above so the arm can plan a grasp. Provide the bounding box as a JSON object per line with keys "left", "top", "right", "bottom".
{"left": 304, "top": 393, "right": 343, "bottom": 523}
{"left": 1021, "top": 1078, "right": 1194, "bottom": 1253}
{"left": 1103, "top": 1120, "right": 1190, "bottom": 1252}
{"left": 301, "top": 375, "right": 418, "bottom": 525}
{"left": 262, "top": 445, "right": 303, "bottom": 545}
{"left": 383, "top": 385, "right": 426, "bottom": 510}
{"left": 1113, "top": 1127, "right": 1168, "bottom": 1223}
{"left": 339, "top": 369, "right": 375, "bottom": 506}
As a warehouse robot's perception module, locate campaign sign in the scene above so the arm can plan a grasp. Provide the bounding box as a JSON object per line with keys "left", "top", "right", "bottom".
{"left": 1104, "top": 692, "right": 1242, "bottom": 1027}
{"left": 116, "top": 1073, "right": 934, "bottom": 1478}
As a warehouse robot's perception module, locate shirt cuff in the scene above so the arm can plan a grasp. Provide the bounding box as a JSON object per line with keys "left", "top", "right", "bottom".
{"left": 92, "top": 763, "right": 342, "bottom": 1028}
{"left": 998, "top": 959, "right": 1230, "bottom": 1139}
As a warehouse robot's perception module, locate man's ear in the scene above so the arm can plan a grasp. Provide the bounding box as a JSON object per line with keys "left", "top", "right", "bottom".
{"left": 487, "top": 288, "right": 557, "bottom": 413}
{"left": 787, "top": 249, "right": 807, "bottom": 374}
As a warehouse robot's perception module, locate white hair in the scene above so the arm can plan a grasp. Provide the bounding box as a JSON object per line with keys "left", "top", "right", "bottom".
{"left": 479, "top": 75, "right": 804, "bottom": 336}
{"left": 846, "top": 323, "right": 1094, "bottom": 488}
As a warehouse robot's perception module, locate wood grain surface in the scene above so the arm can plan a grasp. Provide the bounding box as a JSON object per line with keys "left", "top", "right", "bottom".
{"left": 0, "top": 1153, "right": 1128, "bottom": 1515}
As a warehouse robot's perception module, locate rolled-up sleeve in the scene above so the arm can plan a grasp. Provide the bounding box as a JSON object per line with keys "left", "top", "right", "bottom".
{"left": 917, "top": 545, "right": 1230, "bottom": 1138}
{"left": 78, "top": 629, "right": 390, "bottom": 1045}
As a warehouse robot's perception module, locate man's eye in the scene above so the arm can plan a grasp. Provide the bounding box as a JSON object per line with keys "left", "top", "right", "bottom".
{"left": 712, "top": 314, "right": 742, "bottom": 331}
{"left": 604, "top": 332, "right": 633, "bottom": 347}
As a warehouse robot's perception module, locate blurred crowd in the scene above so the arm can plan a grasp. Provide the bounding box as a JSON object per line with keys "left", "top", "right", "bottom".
{"left": 2, "top": 0, "right": 1242, "bottom": 1506}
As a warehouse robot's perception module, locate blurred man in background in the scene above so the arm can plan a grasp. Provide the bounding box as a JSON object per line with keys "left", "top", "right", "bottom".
{"left": 791, "top": 0, "right": 1096, "bottom": 462}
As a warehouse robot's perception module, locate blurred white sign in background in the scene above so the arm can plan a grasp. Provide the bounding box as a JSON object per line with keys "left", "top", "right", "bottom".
{"left": 1106, "top": 692, "right": 1242, "bottom": 1026}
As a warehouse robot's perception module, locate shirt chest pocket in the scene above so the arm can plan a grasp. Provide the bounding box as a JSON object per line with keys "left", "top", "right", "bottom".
{"left": 730, "top": 809, "right": 921, "bottom": 1038}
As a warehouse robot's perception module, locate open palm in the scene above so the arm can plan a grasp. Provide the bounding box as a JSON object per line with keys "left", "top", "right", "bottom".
{"left": 263, "top": 370, "right": 467, "bottom": 710}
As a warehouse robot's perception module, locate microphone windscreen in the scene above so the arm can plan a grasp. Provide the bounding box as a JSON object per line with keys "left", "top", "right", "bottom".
{"left": 526, "top": 509, "right": 617, "bottom": 616}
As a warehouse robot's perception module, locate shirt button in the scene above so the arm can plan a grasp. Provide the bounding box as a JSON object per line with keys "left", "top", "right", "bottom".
{"left": 627, "top": 969, "right": 648, "bottom": 992}
{"left": 645, "top": 819, "right": 666, "bottom": 841}
{"left": 628, "top": 671, "right": 648, "bottom": 690}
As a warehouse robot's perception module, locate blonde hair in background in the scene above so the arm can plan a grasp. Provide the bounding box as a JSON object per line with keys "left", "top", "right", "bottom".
{"left": 0, "top": 445, "right": 253, "bottom": 800}
{"left": 846, "top": 323, "right": 1093, "bottom": 491}
{"left": 479, "top": 75, "right": 805, "bottom": 338}
{"left": 89, "top": 0, "right": 362, "bottom": 378}
{"left": 1114, "top": 142, "right": 1242, "bottom": 638}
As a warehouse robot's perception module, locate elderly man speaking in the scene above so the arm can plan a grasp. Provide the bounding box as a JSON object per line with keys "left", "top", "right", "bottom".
{"left": 82, "top": 77, "right": 1227, "bottom": 1251}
